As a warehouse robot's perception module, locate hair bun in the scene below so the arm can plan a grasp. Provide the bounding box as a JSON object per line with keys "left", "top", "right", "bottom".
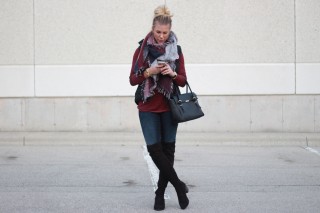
{"left": 154, "top": 5, "right": 173, "bottom": 18}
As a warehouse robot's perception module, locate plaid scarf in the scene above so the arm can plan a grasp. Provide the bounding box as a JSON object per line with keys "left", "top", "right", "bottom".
{"left": 134, "top": 31, "right": 179, "bottom": 102}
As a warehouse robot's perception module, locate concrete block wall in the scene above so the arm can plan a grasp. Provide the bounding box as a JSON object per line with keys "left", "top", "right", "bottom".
{"left": 0, "top": 0, "right": 320, "bottom": 133}
{"left": 0, "top": 97, "right": 140, "bottom": 132}
{"left": 1, "top": 96, "right": 320, "bottom": 133}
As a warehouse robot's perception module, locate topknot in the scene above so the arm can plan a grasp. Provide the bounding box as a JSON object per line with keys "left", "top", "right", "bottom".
{"left": 152, "top": 5, "right": 173, "bottom": 27}
{"left": 154, "top": 5, "right": 173, "bottom": 18}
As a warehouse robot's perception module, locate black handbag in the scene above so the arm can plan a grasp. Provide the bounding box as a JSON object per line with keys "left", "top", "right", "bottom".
{"left": 134, "top": 85, "right": 142, "bottom": 105}
{"left": 169, "top": 81, "right": 204, "bottom": 123}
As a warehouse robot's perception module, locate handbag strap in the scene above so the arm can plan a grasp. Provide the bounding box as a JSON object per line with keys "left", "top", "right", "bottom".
{"left": 173, "top": 81, "right": 195, "bottom": 95}
{"left": 186, "top": 81, "right": 198, "bottom": 101}
{"left": 185, "top": 81, "right": 194, "bottom": 94}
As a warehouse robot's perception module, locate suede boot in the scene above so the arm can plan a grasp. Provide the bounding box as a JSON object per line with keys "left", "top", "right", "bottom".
{"left": 148, "top": 143, "right": 189, "bottom": 210}
{"left": 154, "top": 142, "right": 176, "bottom": 210}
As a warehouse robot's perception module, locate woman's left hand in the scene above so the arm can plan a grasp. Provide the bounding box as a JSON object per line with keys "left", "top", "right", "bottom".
{"left": 160, "top": 64, "right": 176, "bottom": 78}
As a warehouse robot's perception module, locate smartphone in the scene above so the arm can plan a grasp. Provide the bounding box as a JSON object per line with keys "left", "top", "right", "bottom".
{"left": 157, "top": 60, "right": 167, "bottom": 66}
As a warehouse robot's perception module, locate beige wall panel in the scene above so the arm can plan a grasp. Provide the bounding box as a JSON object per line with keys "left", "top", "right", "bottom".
{"left": 296, "top": 0, "right": 320, "bottom": 62}
{"left": 0, "top": 99, "right": 22, "bottom": 131}
{"left": 87, "top": 97, "right": 122, "bottom": 131}
{"left": 35, "top": 0, "right": 294, "bottom": 64}
{"left": 315, "top": 96, "right": 320, "bottom": 132}
{"left": 24, "top": 98, "right": 55, "bottom": 131}
{"left": 35, "top": 0, "right": 158, "bottom": 64}
{"left": 1, "top": 95, "right": 319, "bottom": 132}
{"left": 171, "top": 0, "right": 295, "bottom": 63}
{"left": 0, "top": 66, "right": 35, "bottom": 97}
{"left": 119, "top": 97, "right": 140, "bottom": 132}
{"left": 250, "top": 96, "right": 283, "bottom": 132}
{"left": 282, "top": 96, "right": 315, "bottom": 132}
{"left": 179, "top": 96, "right": 251, "bottom": 132}
{"left": 0, "top": 0, "right": 34, "bottom": 64}
{"left": 54, "top": 98, "right": 88, "bottom": 131}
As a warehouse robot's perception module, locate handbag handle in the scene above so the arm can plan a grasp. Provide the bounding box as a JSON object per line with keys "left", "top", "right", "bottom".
{"left": 173, "top": 81, "right": 198, "bottom": 101}
{"left": 173, "top": 81, "right": 195, "bottom": 95}
{"left": 185, "top": 81, "right": 193, "bottom": 94}
{"left": 185, "top": 81, "right": 198, "bottom": 101}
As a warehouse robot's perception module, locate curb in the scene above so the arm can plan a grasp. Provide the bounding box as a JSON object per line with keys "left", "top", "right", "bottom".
{"left": 0, "top": 132, "right": 319, "bottom": 146}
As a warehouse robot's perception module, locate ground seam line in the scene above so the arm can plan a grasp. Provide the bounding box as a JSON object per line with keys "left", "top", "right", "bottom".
{"left": 142, "top": 145, "right": 170, "bottom": 199}
{"left": 305, "top": 147, "right": 320, "bottom": 156}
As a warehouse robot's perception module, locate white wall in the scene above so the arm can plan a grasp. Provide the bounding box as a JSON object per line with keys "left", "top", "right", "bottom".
{"left": 0, "top": 0, "right": 320, "bottom": 133}
{"left": 0, "top": 0, "right": 319, "bottom": 97}
{"left": 34, "top": 63, "right": 295, "bottom": 97}
{"left": 0, "top": 63, "right": 318, "bottom": 97}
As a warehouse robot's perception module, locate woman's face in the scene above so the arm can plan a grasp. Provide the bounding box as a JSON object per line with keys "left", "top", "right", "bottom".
{"left": 152, "top": 22, "right": 171, "bottom": 44}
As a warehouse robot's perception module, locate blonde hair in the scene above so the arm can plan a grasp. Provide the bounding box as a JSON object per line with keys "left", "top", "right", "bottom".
{"left": 153, "top": 5, "right": 173, "bottom": 27}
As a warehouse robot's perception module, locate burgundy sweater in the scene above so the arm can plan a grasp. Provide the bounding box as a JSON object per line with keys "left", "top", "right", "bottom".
{"left": 129, "top": 47, "right": 187, "bottom": 112}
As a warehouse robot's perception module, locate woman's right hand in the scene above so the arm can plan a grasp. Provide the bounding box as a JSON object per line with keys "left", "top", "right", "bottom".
{"left": 144, "top": 65, "right": 165, "bottom": 78}
{"left": 149, "top": 65, "right": 165, "bottom": 75}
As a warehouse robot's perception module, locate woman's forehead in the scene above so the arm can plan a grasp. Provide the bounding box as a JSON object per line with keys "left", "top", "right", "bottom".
{"left": 153, "top": 23, "right": 171, "bottom": 31}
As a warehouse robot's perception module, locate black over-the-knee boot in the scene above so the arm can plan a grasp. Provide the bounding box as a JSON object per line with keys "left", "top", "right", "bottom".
{"left": 147, "top": 143, "right": 189, "bottom": 210}
{"left": 154, "top": 142, "right": 175, "bottom": 210}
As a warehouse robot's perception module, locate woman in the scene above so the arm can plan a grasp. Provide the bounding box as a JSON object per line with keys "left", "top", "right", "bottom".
{"left": 129, "top": 5, "right": 189, "bottom": 211}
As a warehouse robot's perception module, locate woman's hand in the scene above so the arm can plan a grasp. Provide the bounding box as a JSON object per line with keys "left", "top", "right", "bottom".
{"left": 145, "top": 64, "right": 176, "bottom": 78}
{"left": 149, "top": 65, "right": 163, "bottom": 75}
{"left": 160, "top": 64, "right": 176, "bottom": 78}
{"left": 144, "top": 65, "right": 162, "bottom": 78}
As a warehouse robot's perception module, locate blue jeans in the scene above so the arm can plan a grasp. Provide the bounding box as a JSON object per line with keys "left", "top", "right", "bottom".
{"left": 139, "top": 111, "right": 178, "bottom": 145}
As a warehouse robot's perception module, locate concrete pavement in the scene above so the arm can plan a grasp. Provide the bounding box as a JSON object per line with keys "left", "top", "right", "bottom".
{"left": 0, "top": 132, "right": 320, "bottom": 212}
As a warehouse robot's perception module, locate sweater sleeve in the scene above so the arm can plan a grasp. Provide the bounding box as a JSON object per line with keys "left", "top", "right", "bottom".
{"left": 173, "top": 50, "right": 187, "bottom": 87}
{"left": 129, "top": 48, "right": 146, "bottom": 86}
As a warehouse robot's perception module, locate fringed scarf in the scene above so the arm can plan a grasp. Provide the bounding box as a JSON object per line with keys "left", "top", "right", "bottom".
{"left": 134, "top": 31, "right": 179, "bottom": 102}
